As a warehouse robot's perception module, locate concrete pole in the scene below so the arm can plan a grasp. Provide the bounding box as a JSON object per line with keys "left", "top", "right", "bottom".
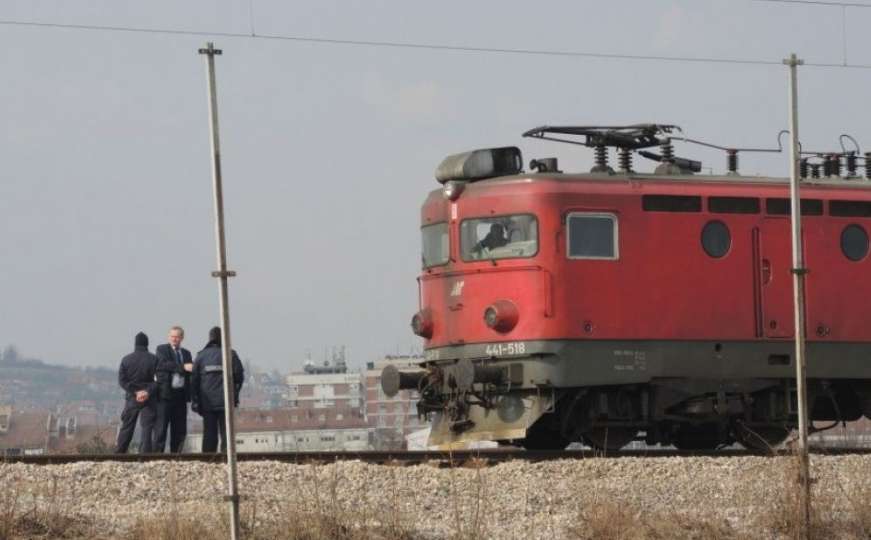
{"left": 199, "top": 41, "right": 241, "bottom": 540}
{"left": 784, "top": 51, "right": 810, "bottom": 539}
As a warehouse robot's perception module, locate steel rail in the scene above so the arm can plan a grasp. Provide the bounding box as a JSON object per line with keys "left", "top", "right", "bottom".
{"left": 3, "top": 446, "right": 870, "bottom": 466}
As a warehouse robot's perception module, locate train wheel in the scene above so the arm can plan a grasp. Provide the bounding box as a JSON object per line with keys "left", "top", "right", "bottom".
{"left": 858, "top": 384, "right": 871, "bottom": 419}
{"left": 672, "top": 424, "right": 722, "bottom": 450}
{"left": 583, "top": 427, "right": 638, "bottom": 451}
{"left": 520, "top": 430, "right": 569, "bottom": 450}
{"left": 519, "top": 421, "right": 570, "bottom": 450}
{"left": 734, "top": 423, "right": 789, "bottom": 452}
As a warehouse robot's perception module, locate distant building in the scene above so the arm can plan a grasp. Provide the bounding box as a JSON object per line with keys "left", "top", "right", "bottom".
{"left": 364, "top": 356, "right": 426, "bottom": 448}
{"left": 0, "top": 408, "right": 48, "bottom": 455}
{"left": 0, "top": 406, "right": 116, "bottom": 455}
{"left": 301, "top": 346, "right": 349, "bottom": 375}
{"left": 0, "top": 406, "right": 10, "bottom": 434}
{"left": 405, "top": 426, "right": 498, "bottom": 450}
{"left": 184, "top": 349, "right": 373, "bottom": 452}
{"left": 239, "top": 367, "right": 288, "bottom": 410}
{"left": 184, "top": 409, "right": 369, "bottom": 452}
{"left": 284, "top": 372, "right": 363, "bottom": 411}
{"left": 58, "top": 400, "right": 101, "bottom": 426}
{"left": 811, "top": 417, "right": 871, "bottom": 447}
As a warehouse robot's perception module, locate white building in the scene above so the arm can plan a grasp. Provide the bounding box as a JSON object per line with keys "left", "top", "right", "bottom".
{"left": 184, "top": 426, "right": 370, "bottom": 452}
{"left": 284, "top": 372, "right": 363, "bottom": 411}
{"left": 364, "top": 356, "right": 426, "bottom": 432}
{"left": 183, "top": 409, "right": 371, "bottom": 453}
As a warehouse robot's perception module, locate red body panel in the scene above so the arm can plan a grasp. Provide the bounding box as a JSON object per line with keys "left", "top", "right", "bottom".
{"left": 419, "top": 175, "right": 871, "bottom": 348}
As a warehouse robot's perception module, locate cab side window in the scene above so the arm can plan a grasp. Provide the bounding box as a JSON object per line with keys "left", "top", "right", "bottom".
{"left": 421, "top": 222, "right": 449, "bottom": 268}
{"left": 567, "top": 213, "right": 618, "bottom": 260}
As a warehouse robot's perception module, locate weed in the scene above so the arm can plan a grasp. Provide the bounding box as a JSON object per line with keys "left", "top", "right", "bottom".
{"left": 0, "top": 476, "right": 93, "bottom": 540}
{"left": 568, "top": 500, "right": 737, "bottom": 540}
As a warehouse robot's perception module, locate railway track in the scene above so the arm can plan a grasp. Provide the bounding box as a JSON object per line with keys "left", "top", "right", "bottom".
{"left": 4, "top": 446, "right": 871, "bottom": 465}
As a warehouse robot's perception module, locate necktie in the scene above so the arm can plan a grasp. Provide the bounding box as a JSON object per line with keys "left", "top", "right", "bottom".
{"left": 171, "top": 348, "right": 184, "bottom": 390}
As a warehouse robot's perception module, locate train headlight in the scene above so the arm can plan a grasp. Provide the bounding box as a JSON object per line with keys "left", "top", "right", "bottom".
{"left": 483, "top": 300, "right": 519, "bottom": 333}
{"left": 443, "top": 181, "right": 465, "bottom": 201}
{"left": 411, "top": 309, "right": 434, "bottom": 339}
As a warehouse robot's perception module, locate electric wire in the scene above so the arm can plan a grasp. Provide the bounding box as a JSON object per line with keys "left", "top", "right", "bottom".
{"left": 0, "top": 18, "right": 869, "bottom": 69}
{"left": 754, "top": 0, "right": 871, "bottom": 7}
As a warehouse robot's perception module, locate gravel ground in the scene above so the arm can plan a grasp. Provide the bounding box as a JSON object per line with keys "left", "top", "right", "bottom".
{"left": 1, "top": 455, "right": 870, "bottom": 539}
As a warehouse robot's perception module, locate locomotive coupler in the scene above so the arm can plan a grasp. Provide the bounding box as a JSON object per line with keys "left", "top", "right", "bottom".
{"left": 444, "top": 358, "right": 505, "bottom": 392}
{"left": 381, "top": 358, "right": 509, "bottom": 432}
{"left": 380, "top": 364, "right": 426, "bottom": 397}
{"left": 381, "top": 358, "right": 505, "bottom": 398}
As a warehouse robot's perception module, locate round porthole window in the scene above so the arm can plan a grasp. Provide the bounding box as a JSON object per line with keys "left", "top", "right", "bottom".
{"left": 841, "top": 224, "right": 869, "bottom": 262}
{"left": 701, "top": 220, "right": 731, "bottom": 258}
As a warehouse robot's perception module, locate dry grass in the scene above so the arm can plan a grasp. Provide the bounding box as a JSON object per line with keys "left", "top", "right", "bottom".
{"left": 7, "top": 454, "right": 871, "bottom": 539}
{"left": 564, "top": 453, "right": 871, "bottom": 540}
{"left": 755, "top": 454, "right": 823, "bottom": 538}
{"left": 754, "top": 453, "right": 871, "bottom": 540}
{"left": 127, "top": 512, "right": 222, "bottom": 540}
{"left": 567, "top": 500, "right": 738, "bottom": 540}
{"left": 445, "top": 454, "right": 490, "bottom": 540}
{"left": 0, "top": 462, "right": 417, "bottom": 540}
{"left": 126, "top": 462, "right": 417, "bottom": 540}
{"left": 0, "top": 477, "right": 94, "bottom": 540}
{"left": 126, "top": 506, "right": 415, "bottom": 540}
{"left": 282, "top": 461, "right": 416, "bottom": 540}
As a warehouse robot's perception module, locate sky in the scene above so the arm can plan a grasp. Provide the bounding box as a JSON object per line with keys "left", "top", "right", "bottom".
{"left": 0, "top": 0, "right": 870, "bottom": 372}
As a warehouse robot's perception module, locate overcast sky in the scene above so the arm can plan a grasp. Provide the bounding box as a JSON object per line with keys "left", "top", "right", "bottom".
{"left": 0, "top": 0, "right": 869, "bottom": 372}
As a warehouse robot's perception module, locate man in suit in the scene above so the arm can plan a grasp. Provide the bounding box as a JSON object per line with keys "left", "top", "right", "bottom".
{"left": 154, "top": 326, "right": 193, "bottom": 453}
{"left": 115, "top": 332, "right": 159, "bottom": 453}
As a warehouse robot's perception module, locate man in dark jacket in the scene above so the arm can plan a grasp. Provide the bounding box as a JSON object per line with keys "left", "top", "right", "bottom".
{"left": 153, "top": 326, "right": 193, "bottom": 453}
{"left": 475, "top": 223, "right": 509, "bottom": 252}
{"left": 114, "top": 332, "right": 159, "bottom": 453}
{"left": 191, "top": 326, "right": 244, "bottom": 453}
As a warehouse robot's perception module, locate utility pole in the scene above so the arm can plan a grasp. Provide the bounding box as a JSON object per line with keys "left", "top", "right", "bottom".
{"left": 784, "top": 51, "right": 810, "bottom": 539}
{"left": 199, "top": 41, "right": 241, "bottom": 540}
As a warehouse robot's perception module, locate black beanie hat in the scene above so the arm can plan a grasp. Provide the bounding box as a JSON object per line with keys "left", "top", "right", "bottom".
{"left": 208, "top": 326, "right": 221, "bottom": 344}
{"left": 135, "top": 332, "right": 148, "bottom": 348}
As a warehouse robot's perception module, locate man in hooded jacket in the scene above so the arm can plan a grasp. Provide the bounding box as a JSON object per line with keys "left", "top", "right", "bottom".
{"left": 191, "top": 326, "right": 244, "bottom": 453}
{"left": 114, "top": 332, "right": 159, "bottom": 453}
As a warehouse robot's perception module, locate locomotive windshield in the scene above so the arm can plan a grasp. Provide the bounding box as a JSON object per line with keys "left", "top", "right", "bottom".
{"left": 460, "top": 214, "right": 538, "bottom": 261}
{"left": 421, "top": 222, "right": 449, "bottom": 268}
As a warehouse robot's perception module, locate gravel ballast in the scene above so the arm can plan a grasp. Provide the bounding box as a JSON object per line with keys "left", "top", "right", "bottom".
{"left": 2, "top": 455, "right": 870, "bottom": 539}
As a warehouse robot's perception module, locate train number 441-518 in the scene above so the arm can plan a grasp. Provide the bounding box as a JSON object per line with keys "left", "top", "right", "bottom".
{"left": 485, "top": 342, "right": 526, "bottom": 357}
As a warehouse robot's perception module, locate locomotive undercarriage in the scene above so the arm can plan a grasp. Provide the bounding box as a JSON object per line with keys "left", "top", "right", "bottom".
{"left": 394, "top": 341, "right": 871, "bottom": 450}
{"left": 538, "top": 378, "right": 867, "bottom": 451}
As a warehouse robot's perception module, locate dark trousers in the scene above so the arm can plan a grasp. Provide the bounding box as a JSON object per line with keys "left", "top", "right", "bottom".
{"left": 115, "top": 398, "right": 157, "bottom": 453}
{"left": 154, "top": 395, "right": 188, "bottom": 453}
{"left": 201, "top": 410, "right": 227, "bottom": 453}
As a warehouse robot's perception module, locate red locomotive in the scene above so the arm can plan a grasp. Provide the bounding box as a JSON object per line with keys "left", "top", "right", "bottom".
{"left": 382, "top": 124, "right": 871, "bottom": 450}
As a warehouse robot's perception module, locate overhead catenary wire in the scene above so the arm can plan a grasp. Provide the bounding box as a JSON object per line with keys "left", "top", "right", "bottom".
{"left": 754, "top": 0, "right": 871, "bottom": 7}
{"left": 0, "top": 18, "right": 870, "bottom": 70}
{"left": 755, "top": 0, "right": 867, "bottom": 65}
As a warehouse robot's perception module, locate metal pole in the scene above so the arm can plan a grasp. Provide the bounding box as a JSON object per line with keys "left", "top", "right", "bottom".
{"left": 784, "top": 51, "right": 810, "bottom": 539}
{"left": 199, "top": 41, "right": 241, "bottom": 540}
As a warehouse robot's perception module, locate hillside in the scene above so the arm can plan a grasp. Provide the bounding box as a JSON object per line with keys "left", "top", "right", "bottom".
{"left": 0, "top": 351, "right": 119, "bottom": 413}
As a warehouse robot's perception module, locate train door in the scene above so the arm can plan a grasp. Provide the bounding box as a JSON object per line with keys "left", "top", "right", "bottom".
{"left": 758, "top": 218, "right": 794, "bottom": 338}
